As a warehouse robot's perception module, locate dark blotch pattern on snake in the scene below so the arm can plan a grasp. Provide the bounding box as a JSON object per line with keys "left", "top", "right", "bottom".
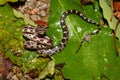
{"left": 23, "top": 25, "right": 53, "bottom": 50}
{"left": 23, "top": 10, "right": 101, "bottom": 56}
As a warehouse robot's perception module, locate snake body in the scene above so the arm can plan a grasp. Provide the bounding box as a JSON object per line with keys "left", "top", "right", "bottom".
{"left": 23, "top": 10, "right": 101, "bottom": 56}
{"left": 23, "top": 26, "right": 53, "bottom": 50}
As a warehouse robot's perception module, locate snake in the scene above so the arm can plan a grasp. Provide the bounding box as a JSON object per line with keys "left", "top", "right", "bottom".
{"left": 23, "top": 10, "right": 101, "bottom": 56}
{"left": 23, "top": 25, "right": 53, "bottom": 50}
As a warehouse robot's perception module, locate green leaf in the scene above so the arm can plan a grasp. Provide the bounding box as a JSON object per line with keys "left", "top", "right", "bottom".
{"left": 38, "top": 59, "right": 55, "bottom": 79}
{"left": 13, "top": 9, "right": 37, "bottom": 26}
{"left": 20, "top": 51, "right": 55, "bottom": 79}
{"left": 0, "top": 0, "right": 18, "bottom": 5}
{"left": 48, "top": 0, "right": 120, "bottom": 80}
{"left": 0, "top": 4, "right": 55, "bottom": 79}
{"left": 99, "top": 0, "right": 120, "bottom": 39}
{"left": 0, "top": 4, "right": 24, "bottom": 54}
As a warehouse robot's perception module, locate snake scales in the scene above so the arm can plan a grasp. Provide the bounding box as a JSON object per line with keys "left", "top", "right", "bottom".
{"left": 23, "top": 10, "right": 101, "bottom": 56}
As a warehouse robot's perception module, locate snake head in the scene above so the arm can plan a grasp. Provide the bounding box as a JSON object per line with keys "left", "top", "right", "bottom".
{"left": 36, "top": 25, "right": 48, "bottom": 35}
{"left": 35, "top": 20, "right": 49, "bottom": 35}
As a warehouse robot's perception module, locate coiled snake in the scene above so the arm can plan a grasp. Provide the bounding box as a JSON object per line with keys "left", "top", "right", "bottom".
{"left": 23, "top": 10, "right": 101, "bottom": 56}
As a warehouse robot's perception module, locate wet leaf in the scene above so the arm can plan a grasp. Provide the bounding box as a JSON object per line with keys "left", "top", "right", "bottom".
{"left": 48, "top": 0, "right": 120, "bottom": 80}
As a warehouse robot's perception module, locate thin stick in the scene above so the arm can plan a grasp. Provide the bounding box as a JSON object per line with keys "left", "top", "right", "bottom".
{"left": 113, "top": 20, "right": 119, "bottom": 57}
{"left": 110, "top": 0, "right": 114, "bottom": 22}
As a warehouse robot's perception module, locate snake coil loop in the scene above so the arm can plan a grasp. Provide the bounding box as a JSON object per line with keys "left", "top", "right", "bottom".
{"left": 23, "top": 10, "right": 101, "bottom": 56}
